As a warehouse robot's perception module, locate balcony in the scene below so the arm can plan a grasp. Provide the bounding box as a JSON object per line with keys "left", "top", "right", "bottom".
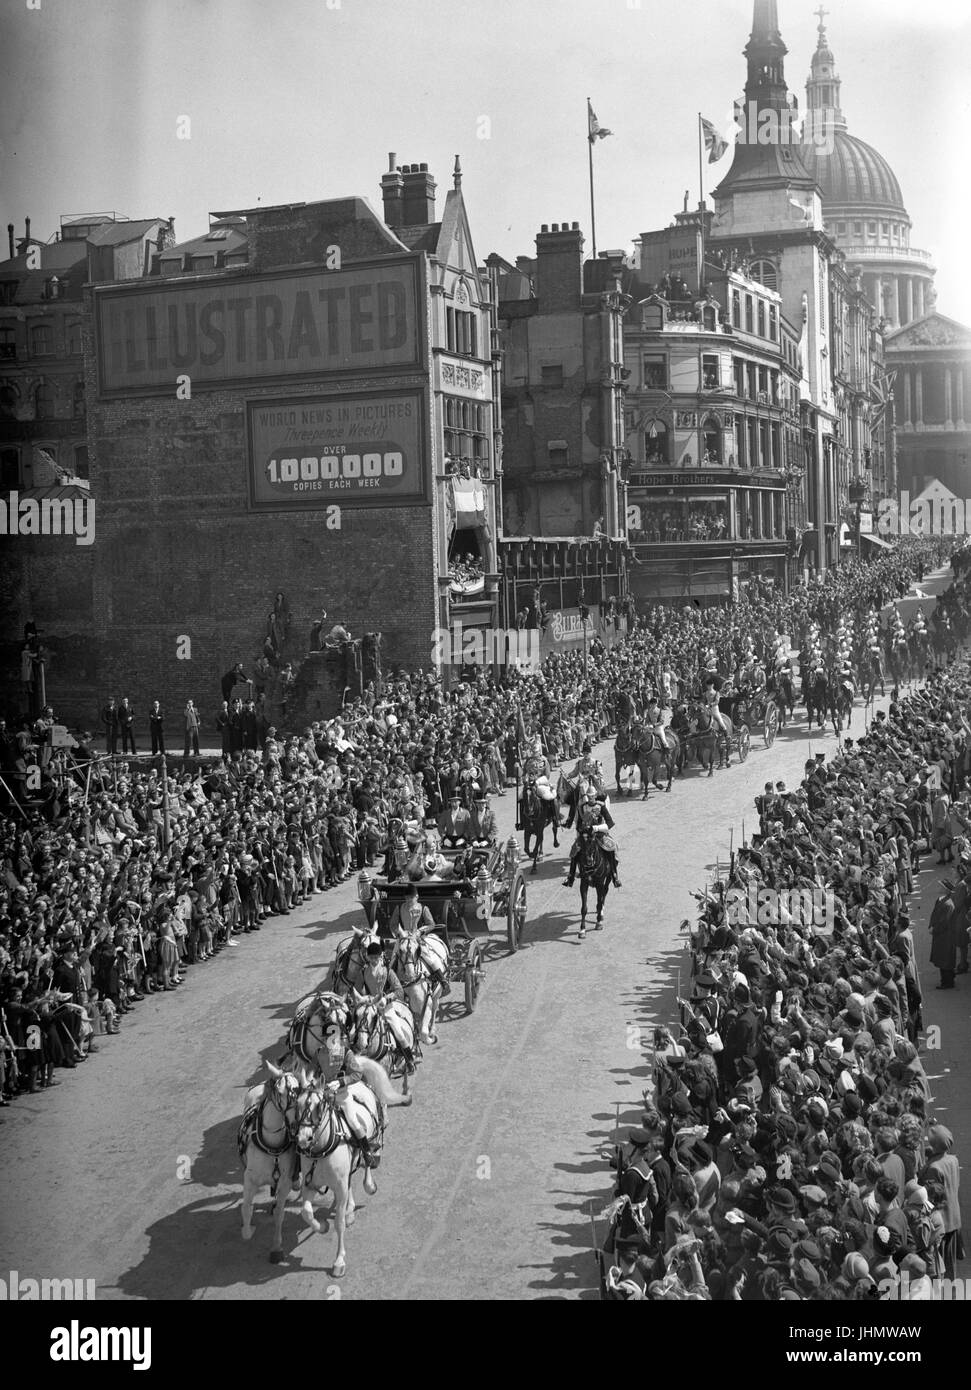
{"left": 842, "top": 245, "right": 935, "bottom": 266}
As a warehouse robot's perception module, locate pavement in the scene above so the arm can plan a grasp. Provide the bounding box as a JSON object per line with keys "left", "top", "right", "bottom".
{"left": 0, "top": 564, "right": 965, "bottom": 1300}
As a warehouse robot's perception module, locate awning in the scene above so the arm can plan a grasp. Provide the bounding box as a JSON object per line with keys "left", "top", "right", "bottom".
{"left": 860, "top": 532, "right": 893, "bottom": 550}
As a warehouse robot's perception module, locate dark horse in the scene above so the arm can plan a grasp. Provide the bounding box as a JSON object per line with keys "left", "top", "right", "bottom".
{"left": 803, "top": 669, "right": 829, "bottom": 731}
{"left": 614, "top": 720, "right": 678, "bottom": 798}
{"left": 517, "top": 779, "right": 560, "bottom": 872}
{"left": 830, "top": 670, "right": 854, "bottom": 734}
{"left": 575, "top": 825, "right": 611, "bottom": 939}
{"left": 768, "top": 669, "right": 796, "bottom": 729}
{"left": 677, "top": 703, "right": 734, "bottom": 775}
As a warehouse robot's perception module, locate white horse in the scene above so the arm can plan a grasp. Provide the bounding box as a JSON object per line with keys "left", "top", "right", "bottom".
{"left": 348, "top": 987, "right": 419, "bottom": 1090}
{"left": 238, "top": 1061, "right": 304, "bottom": 1263}
{"left": 391, "top": 923, "right": 447, "bottom": 1045}
{"left": 295, "top": 1006, "right": 411, "bottom": 1280}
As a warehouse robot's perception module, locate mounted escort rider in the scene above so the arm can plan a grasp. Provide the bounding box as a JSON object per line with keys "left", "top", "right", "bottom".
{"left": 644, "top": 700, "right": 676, "bottom": 754}
{"left": 563, "top": 785, "right": 622, "bottom": 890}
{"left": 522, "top": 736, "right": 557, "bottom": 805}
{"left": 701, "top": 650, "right": 730, "bottom": 742}
{"left": 563, "top": 737, "right": 605, "bottom": 828}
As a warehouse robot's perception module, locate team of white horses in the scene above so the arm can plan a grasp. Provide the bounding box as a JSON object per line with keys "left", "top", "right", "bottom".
{"left": 237, "top": 918, "right": 445, "bottom": 1276}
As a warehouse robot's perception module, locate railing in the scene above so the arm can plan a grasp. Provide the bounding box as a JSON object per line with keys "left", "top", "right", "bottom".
{"left": 840, "top": 245, "right": 934, "bottom": 265}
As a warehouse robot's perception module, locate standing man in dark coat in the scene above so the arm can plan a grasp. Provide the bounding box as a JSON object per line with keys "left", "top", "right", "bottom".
{"left": 149, "top": 701, "right": 165, "bottom": 757}
{"left": 118, "top": 698, "right": 136, "bottom": 755}
{"left": 221, "top": 663, "right": 249, "bottom": 705}
{"left": 241, "top": 700, "right": 258, "bottom": 752}
{"left": 929, "top": 885, "right": 958, "bottom": 989}
{"left": 102, "top": 698, "right": 120, "bottom": 756}
{"left": 215, "top": 701, "right": 232, "bottom": 759}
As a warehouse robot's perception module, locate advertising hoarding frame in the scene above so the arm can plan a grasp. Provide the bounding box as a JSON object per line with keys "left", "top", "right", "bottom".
{"left": 245, "top": 385, "right": 430, "bottom": 513}
{"left": 93, "top": 254, "right": 425, "bottom": 398}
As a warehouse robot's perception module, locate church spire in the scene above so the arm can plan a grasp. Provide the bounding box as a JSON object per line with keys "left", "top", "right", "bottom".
{"left": 804, "top": 5, "right": 846, "bottom": 144}
{"left": 743, "top": 0, "right": 789, "bottom": 109}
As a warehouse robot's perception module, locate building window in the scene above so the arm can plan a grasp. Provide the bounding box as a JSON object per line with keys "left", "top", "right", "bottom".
{"left": 836, "top": 222, "right": 846, "bottom": 236}
{"left": 0, "top": 447, "right": 19, "bottom": 487}
{"left": 854, "top": 221, "right": 863, "bottom": 235}
{"left": 735, "top": 416, "right": 747, "bottom": 467}
{"left": 443, "top": 396, "right": 488, "bottom": 471}
{"left": 748, "top": 418, "right": 758, "bottom": 467}
{"left": 757, "top": 301, "right": 766, "bottom": 337}
{"left": 72, "top": 378, "right": 85, "bottom": 417}
{"left": 731, "top": 289, "right": 741, "bottom": 327}
{"left": 702, "top": 416, "right": 722, "bottom": 464}
{"left": 0, "top": 282, "right": 17, "bottom": 306}
{"left": 30, "top": 323, "right": 54, "bottom": 356}
{"left": 702, "top": 354, "right": 719, "bottom": 390}
{"left": 0, "top": 326, "right": 17, "bottom": 360}
{"left": 642, "top": 303, "right": 664, "bottom": 330}
{"left": 881, "top": 222, "right": 889, "bottom": 239}
{"left": 0, "top": 382, "right": 17, "bottom": 416}
{"left": 643, "top": 355, "right": 667, "bottom": 389}
{"left": 643, "top": 422, "right": 669, "bottom": 465}
{"left": 746, "top": 363, "right": 757, "bottom": 400}
{"left": 34, "top": 380, "right": 55, "bottom": 417}
{"left": 771, "top": 422, "right": 781, "bottom": 466}
{"left": 867, "top": 222, "right": 877, "bottom": 236}
{"left": 74, "top": 445, "right": 89, "bottom": 479}
{"left": 745, "top": 296, "right": 754, "bottom": 333}
{"left": 733, "top": 358, "right": 745, "bottom": 398}
{"left": 757, "top": 366, "right": 769, "bottom": 399}
{"left": 750, "top": 259, "right": 778, "bottom": 293}
{"left": 769, "top": 305, "right": 778, "bottom": 341}
{"left": 66, "top": 320, "right": 83, "bottom": 355}
{"left": 446, "top": 306, "right": 477, "bottom": 357}
{"left": 702, "top": 305, "right": 717, "bottom": 330}
{"left": 759, "top": 421, "right": 769, "bottom": 469}
{"left": 540, "top": 364, "right": 563, "bottom": 388}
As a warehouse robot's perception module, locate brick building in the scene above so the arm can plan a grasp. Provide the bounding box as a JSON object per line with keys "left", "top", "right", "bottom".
{"left": 3, "top": 158, "right": 500, "bottom": 728}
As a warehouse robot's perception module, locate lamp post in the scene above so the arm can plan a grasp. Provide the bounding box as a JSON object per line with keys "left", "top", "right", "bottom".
{"left": 849, "top": 477, "right": 867, "bottom": 563}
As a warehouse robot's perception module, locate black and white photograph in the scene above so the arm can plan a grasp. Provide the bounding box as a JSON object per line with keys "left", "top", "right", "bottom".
{"left": 1, "top": 0, "right": 970, "bottom": 1337}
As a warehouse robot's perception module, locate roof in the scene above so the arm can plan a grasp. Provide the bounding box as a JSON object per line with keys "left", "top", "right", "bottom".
{"left": 85, "top": 219, "right": 166, "bottom": 247}
{"left": 160, "top": 225, "right": 249, "bottom": 261}
{"left": 0, "top": 239, "right": 89, "bottom": 302}
{"left": 5, "top": 483, "right": 91, "bottom": 501}
{"left": 713, "top": 136, "right": 817, "bottom": 199}
{"left": 396, "top": 223, "right": 442, "bottom": 252}
{"left": 800, "top": 131, "right": 906, "bottom": 218}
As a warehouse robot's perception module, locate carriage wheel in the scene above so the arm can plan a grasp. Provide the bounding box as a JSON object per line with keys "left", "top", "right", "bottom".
{"left": 507, "top": 871, "right": 527, "bottom": 954}
{"left": 764, "top": 701, "right": 779, "bottom": 749}
{"left": 737, "top": 725, "right": 751, "bottom": 762}
{"left": 464, "top": 942, "right": 483, "bottom": 1014}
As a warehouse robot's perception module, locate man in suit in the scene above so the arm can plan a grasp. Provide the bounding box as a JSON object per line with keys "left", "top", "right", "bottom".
{"left": 149, "top": 701, "right": 165, "bottom": 757}
{"left": 438, "top": 793, "right": 472, "bottom": 846}
{"left": 215, "top": 701, "right": 232, "bottom": 759}
{"left": 102, "top": 698, "right": 120, "bottom": 756}
{"left": 118, "top": 698, "right": 136, "bottom": 755}
{"left": 242, "top": 700, "right": 258, "bottom": 752}
{"left": 183, "top": 700, "right": 201, "bottom": 758}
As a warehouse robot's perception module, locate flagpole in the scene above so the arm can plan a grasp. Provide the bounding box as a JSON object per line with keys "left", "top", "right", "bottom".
{"left": 697, "top": 113, "right": 706, "bottom": 296}
{"left": 588, "top": 99, "right": 597, "bottom": 261}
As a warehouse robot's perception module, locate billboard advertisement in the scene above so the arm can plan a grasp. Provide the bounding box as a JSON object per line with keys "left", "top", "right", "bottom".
{"left": 95, "top": 258, "right": 422, "bottom": 394}
{"left": 246, "top": 389, "right": 427, "bottom": 511}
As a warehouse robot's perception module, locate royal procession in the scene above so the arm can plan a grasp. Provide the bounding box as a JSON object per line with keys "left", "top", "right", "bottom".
{"left": 1, "top": 0, "right": 970, "bottom": 1348}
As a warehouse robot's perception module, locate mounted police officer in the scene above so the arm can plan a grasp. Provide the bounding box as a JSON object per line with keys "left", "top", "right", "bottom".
{"left": 563, "top": 786, "right": 621, "bottom": 889}
{"left": 522, "top": 735, "right": 556, "bottom": 803}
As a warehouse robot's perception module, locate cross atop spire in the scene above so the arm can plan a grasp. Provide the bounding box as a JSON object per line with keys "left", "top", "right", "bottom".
{"left": 815, "top": 4, "right": 828, "bottom": 32}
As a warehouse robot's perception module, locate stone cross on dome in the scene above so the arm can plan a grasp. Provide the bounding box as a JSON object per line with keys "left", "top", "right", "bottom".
{"left": 815, "top": 5, "right": 828, "bottom": 35}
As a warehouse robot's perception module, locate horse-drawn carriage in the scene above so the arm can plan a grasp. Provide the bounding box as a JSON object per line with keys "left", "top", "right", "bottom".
{"left": 729, "top": 687, "right": 779, "bottom": 749}
{"left": 357, "top": 834, "right": 528, "bottom": 1015}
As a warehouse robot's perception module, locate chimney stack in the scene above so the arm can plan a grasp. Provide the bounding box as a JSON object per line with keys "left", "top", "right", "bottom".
{"left": 25, "top": 216, "right": 31, "bottom": 244}
{"left": 380, "top": 152, "right": 404, "bottom": 230}
{"left": 7, "top": 224, "right": 13, "bottom": 259}
{"left": 401, "top": 162, "right": 436, "bottom": 226}
{"left": 535, "top": 222, "right": 585, "bottom": 314}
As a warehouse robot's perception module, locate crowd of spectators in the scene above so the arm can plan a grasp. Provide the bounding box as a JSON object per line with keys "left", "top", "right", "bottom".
{"left": 0, "top": 538, "right": 954, "bottom": 1112}
{"left": 602, "top": 561, "right": 970, "bottom": 1300}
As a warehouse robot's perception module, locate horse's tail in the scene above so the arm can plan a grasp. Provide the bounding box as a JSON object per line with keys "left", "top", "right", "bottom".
{"left": 348, "top": 1050, "right": 413, "bottom": 1107}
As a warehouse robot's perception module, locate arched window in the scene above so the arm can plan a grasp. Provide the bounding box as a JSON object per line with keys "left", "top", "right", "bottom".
{"left": 72, "top": 378, "right": 86, "bottom": 417}
{"left": 750, "top": 259, "right": 778, "bottom": 294}
{"left": 702, "top": 415, "right": 723, "bottom": 464}
{"left": 644, "top": 421, "right": 669, "bottom": 465}
{"left": 0, "top": 381, "right": 17, "bottom": 417}
{"left": 34, "top": 380, "right": 55, "bottom": 417}
{"left": 642, "top": 302, "right": 664, "bottom": 330}
{"left": 702, "top": 304, "right": 717, "bottom": 330}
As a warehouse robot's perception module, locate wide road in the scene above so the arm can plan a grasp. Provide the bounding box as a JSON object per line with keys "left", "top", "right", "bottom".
{"left": 1, "top": 566, "right": 966, "bottom": 1300}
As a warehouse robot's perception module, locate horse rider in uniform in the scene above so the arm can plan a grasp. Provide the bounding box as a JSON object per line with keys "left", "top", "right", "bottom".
{"left": 522, "top": 736, "right": 557, "bottom": 804}
{"left": 563, "top": 786, "right": 621, "bottom": 889}
{"left": 645, "top": 700, "right": 676, "bottom": 754}
{"left": 702, "top": 655, "right": 731, "bottom": 745}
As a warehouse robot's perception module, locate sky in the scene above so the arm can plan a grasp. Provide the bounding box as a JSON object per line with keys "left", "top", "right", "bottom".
{"left": 2, "top": 0, "right": 970, "bottom": 321}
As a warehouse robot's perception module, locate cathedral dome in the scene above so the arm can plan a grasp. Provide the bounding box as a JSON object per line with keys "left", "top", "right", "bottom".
{"left": 800, "top": 130, "right": 908, "bottom": 220}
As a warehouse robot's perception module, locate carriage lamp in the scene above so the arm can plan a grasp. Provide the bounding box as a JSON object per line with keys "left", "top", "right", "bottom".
{"left": 357, "top": 869, "right": 373, "bottom": 904}
{"left": 504, "top": 836, "right": 520, "bottom": 879}
{"left": 393, "top": 835, "right": 408, "bottom": 869}
{"left": 475, "top": 864, "right": 493, "bottom": 920}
